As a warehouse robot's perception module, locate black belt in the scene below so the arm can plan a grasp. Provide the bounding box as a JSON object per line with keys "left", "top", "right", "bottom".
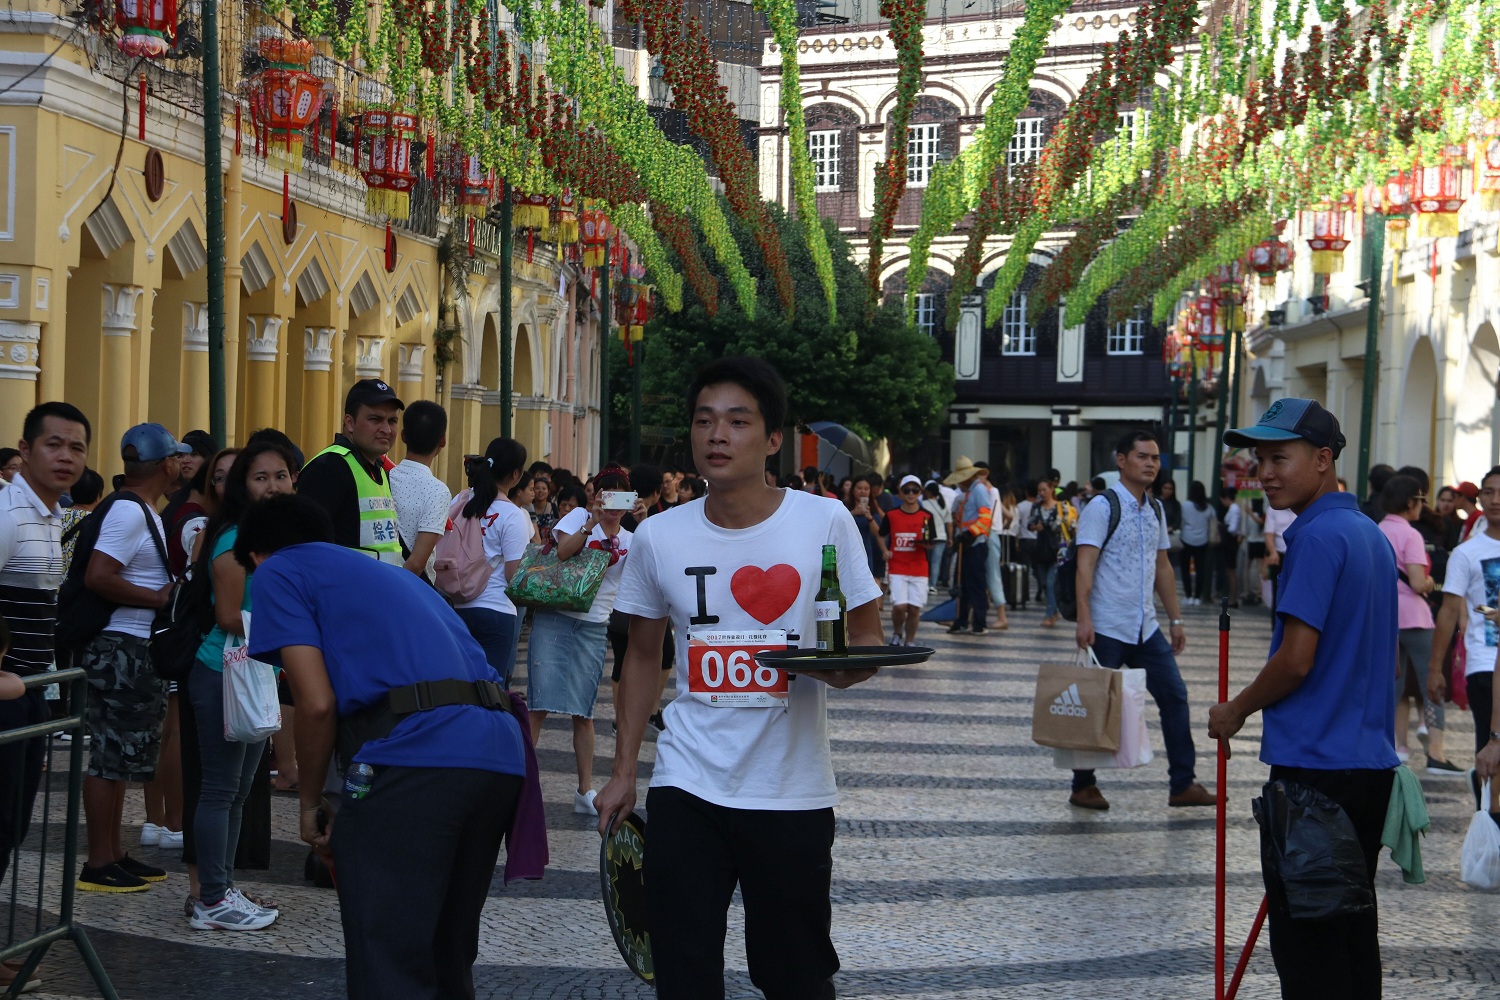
{"left": 388, "top": 678, "right": 510, "bottom": 716}
{"left": 338, "top": 678, "right": 512, "bottom": 772}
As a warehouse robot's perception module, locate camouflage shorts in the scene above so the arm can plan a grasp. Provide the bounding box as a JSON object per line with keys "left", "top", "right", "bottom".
{"left": 82, "top": 632, "right": 167, "bottom": 781}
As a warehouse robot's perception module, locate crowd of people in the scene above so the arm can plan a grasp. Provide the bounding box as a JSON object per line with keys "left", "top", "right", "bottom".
{"left": 0, "top": 366, "right": 1497, "bottom": 997}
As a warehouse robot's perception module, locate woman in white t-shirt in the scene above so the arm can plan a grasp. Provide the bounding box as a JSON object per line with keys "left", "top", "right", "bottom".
{"left": 527, "top": 468, "right": 641, "bottom": 816}
{"left": 453, "top": 438, "right": 534, "bottom": 686}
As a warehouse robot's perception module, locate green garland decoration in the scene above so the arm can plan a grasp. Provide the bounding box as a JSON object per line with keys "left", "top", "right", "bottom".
{"left": 611, "top": 203, "right": 685, "bottom": 314}
{"left": 515, "top": 0, "right": 756, "bottom": 317}
{"left": 756, "top": 0, "right": 837, "bottom": 320}
{"left": 904, "top": 0, "right": 1073, "bottom": 321}
{"left": 260, "top": 0, "right": 369, "bottom": 60}
{"left": 866, "top": 0, "right": 925, "bottom": 308}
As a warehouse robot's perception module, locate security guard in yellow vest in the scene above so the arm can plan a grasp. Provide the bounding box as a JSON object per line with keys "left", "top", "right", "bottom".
{"left": 296, "top": 379, "right": 404, "bottom": 566}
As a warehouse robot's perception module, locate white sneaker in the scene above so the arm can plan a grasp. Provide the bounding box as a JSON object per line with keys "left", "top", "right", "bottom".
{"left": 225, "top": 886, "right": 277, "bottom": 917}
{"left": 157, "top": 828, "right": 184, "bottom": 849}
{"left": 190, "top": 891, "right": 278, "bottom": 931}
{"left": 573, "top": 789, "right": 598, "bottom": 816}
{"left": 140, "top": 823, "right": 161, "bottom": 847}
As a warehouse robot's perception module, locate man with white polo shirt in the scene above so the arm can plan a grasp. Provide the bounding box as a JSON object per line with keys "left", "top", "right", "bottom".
{"left": 595, "top": 357, "right": 882, "bottom": 1000}
{"left": 1071, "top": 429, "right": 1213, "bottom": 811}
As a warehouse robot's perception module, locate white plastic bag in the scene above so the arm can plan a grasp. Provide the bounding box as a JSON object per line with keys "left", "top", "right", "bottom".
{"left": 1053, "top": 664, "right": 1153, "bottom": 770}
{"left": 222, "top": 612, "right": 281, "bottom": 743}
{"left": 1460, "top": 780, "right": 1500, "bottom": 890}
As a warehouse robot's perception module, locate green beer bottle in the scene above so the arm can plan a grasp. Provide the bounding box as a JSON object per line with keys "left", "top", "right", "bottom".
{"left": 815, "top": 544, "right": 848, "bottom": 657}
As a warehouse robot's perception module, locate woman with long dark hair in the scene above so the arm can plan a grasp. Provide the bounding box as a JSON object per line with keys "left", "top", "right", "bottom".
{"left": 185, "top": 440, "right": 295, "bottom": 930}
{"left": 453, "top": 438, "right": 533, "bottom": 686}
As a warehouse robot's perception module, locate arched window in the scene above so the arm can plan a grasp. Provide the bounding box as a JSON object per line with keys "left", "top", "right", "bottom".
{"left": 882, "top": 269, "right": 952, "bottom": 336}
{"left": 804, "top": 103, "right": 859, "bottom": 194}
{"left": 897, "top": 96, "right": 961, "bottom": 188}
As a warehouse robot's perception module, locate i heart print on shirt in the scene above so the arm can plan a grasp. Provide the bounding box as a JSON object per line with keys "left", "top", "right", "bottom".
{"left": 729, "top": 564, "right": 802, "bottom": 624}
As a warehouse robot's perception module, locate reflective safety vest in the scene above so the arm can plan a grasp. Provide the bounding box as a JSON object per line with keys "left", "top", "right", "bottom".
{"left": 311, "top": 444, "right": 402, "bottom": 566}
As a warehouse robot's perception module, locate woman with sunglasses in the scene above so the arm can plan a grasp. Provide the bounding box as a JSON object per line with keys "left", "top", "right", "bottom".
{"left": 526, "top": 467, "right": 645, "bottom": 815}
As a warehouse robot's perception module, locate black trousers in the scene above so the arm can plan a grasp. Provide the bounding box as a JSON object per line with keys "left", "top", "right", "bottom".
{"left": 1263, "top": 765, "right": 1394, "bottom": 999}
{"left": 0, "top": 689, "right": 46, "bottom": 885}
{"left": 1469, "top": 671, "right": 1494, "bottom": 756}
{"left": 332, "top": 766, "right": 522, "bottom": 1000}
{"left": 960, "top": 540, "right": 989, "bottom": 629}
{"left": 645, "top": 786, "right": 838, "bottom": 1000}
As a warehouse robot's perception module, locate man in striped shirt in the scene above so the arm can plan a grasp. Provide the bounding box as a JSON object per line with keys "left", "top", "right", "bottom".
{"left": 0, "top": 402, "right": 89, "bottom": 884}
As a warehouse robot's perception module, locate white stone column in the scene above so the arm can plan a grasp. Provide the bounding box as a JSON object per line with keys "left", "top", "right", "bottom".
{"left": 954, "top": 296, "right": 982, "bottom": 381}
{"left": 397, "top": 342, "right": 426, "bottom": 385}
{"left": 301, "top": 327, "right": 337, "bottom": 449}
{"left": 355, "top": 335, "right": 388, "bottom": 379}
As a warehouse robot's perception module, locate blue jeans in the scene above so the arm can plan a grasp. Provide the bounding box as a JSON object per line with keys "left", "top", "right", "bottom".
{"left": 1038, "top": 561, "right": 1059, "bottom": 617}
{"left": 927, "top": 541, "right": 948, "bottom": 590}
{"left": 189, "top": 660, "right": 267, "bottom": 905}
{"left": 1071, "top": 629, "right": 1198, "bottom": 796}
{"left": 457, "top": 607, "right": 519, "bottom": 687}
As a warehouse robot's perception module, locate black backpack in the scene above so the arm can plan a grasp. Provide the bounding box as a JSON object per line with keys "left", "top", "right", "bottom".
{"left": 1056, "top": 492, "right": 1166, "bottom": 622}
{"left": 150, "top": 540, "right": 217, "bottom": 682}
{"left": 55, "top": 492, "right": 169, "bottom": 653}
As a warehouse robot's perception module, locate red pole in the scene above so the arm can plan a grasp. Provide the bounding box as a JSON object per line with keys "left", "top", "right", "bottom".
{"left": 1225, "top": 895, "right": 1268, "bottom": 1000}
{"left": 1216, "top": 598, "right": 1231, "bottom": 999}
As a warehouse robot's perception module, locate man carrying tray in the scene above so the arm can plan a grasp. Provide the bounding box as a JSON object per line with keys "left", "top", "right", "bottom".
{"left": 595, "top": 357, "right": 883, "bottom": 1000}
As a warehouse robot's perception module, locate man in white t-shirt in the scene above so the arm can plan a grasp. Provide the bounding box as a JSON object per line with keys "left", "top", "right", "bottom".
{"left": 1428, "top": 465, "right": 1500, "bottom": 800}
{"left": 77, "top": 423, "right": 186, "bottom": 893}
{"left": 388, "top": 400, "right": 453, "bottom": 579}
{"left": 596, "top": 358, "right": 883, "bottom": 1000}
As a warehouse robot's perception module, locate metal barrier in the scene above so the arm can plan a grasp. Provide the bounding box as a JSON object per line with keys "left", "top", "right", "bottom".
{"left": 0, "top": 669, "right": 118, "bottom": 999}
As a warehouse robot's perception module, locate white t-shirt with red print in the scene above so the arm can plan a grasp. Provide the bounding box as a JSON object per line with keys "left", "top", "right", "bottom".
{"left": 453, "top": 492, "right": 535, "bottom": 617}
{"left": 550, "top": 506, "right": 632, "bottom": 624}
{"left": 613, "top": 489, "right": 881, "bottom": 810}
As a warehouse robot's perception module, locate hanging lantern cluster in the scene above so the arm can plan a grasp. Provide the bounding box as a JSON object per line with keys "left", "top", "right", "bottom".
{"left": 245, "top": 37, "right": 325, "bottom": 175}
{"left": 1193, "top": 294, "right": 1223, "bottom": 349}
{"left": 1249, "top": 233, "right": 1293, "bottom": 287}
{"left": 1163, "top": 334, "right": 1191, "bottom": 379}
{"left": 546, "top": 191, "right": 580, "bottom": 245}
{"left": 511, "top": 188, "right": 551, "bottom": 230}
{"left": 1413, "top": 145, "right": 1468, "bottom": 239}
{"left": 1475, "top": 120, "right": 1500, "bottom": 213}
{"left": 354, "top": 108, "right": 420, "bottom": 220}
{"left": 580, "top": 199, "right": 612, "bottom": 269}
{"left": 450, "top": 146, "right": 494, "bottom": 219}
{"left": 116, "top": 0, "right": 177, "bottom": 58}
{"left": 1305, "top": 199, "right": 1350, "bottom": 274}
{"left": 1369, "top": 170, "right": 1414, "bottom": 251}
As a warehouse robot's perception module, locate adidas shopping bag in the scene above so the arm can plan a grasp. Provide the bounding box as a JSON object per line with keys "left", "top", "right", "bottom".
{"left": 1052, "top": 666, "right": 1153, "bottom": 770}
{"left": 1031, "top": 648, "right": 1123, "bottom": 753}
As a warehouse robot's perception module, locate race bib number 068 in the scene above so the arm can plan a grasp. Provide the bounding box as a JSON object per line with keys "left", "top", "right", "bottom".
{"left": 687, "top": 629, "right": 788, "bottom": 708}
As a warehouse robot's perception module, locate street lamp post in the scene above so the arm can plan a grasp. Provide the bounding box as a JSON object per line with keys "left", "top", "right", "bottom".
{"left": 1356, "top": 216, "right": 1385, "bottom": 499}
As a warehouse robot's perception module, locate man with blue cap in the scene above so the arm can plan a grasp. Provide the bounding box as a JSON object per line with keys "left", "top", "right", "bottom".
{"left": 69, "top": 423, "right": 190, "bottom": 892}
{"left": 1207, "top": 399, "right": 1399, "bottom": 996}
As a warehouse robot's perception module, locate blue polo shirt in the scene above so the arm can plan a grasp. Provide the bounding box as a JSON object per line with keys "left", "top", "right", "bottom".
{"left": 1262, "top": 492, "right": 1399, "bottom": 770}
{"left": 247, "top": 542, "right": 524, "bottom": 775}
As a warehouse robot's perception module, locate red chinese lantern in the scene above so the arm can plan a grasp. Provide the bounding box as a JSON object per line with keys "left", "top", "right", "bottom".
{"left": 1413, "top": 146, "right": 1466, "bottom": 239}
{"left": 547, "top": 190, "right": 579, "bottom": 245}
{"left": 116, "top": 0, "right": 176, "bottom": 58}
{"left": 1476, "top": 121, "right": 1500, "bottom": 212}
{"left": 1249, "top": 236, "right": 1293, "bottom": 286}
{"left": 580, "top": 199, "right": 611, "bottom": 269}
{"left": 452, "top": 147, "right": 494, "bottom": 218}
{"left": 245, "top": 37, "right": 325, "bottom": 175}
{"left": 511, "top": 188, "right": 551, "bottom": 230}
{"left": 354, "top": 108, "right": 420, "bottom": 220}
{"left": 1194, "top": 295, "right": 1222, "bottom": 349}
{"left": 1368, "top": 170, "right": 1414, "bottom": 250}
{"left": 1305, "top": 201, "right": 1350, "bottom": 274}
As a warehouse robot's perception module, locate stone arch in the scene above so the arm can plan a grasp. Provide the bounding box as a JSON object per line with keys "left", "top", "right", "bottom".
{"left": 875, "top": 81, "right": 970, "bottom": 121}
{"left": 881, "top": 266, "right": 954, "bottom": 334}
{"left": 513, "top": 322, "right": 538, "bottom": 397}
{"left": 1399, "top": 335, "right": 1438, "bottom": 472}
{"left": 479, "top": 312, "right": 500, "bottom": 388}
{"left": 794, "top": 89, "right": 870, "bottom": 126}
{"left": 1455, "top": 323, "right": 1500, "bottom": 477}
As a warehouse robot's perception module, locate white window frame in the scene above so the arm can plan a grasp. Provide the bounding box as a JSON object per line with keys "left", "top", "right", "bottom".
{"left": 808, "top": 129, "right": 841, "bottom": 192}
{"left": 1108, "top": 308, "right": 1146, "bottom": 355}
{"left": 906, "top": 123, "right": 941, "bottom": 186}
{"left": 1001, "top": 292, "right": 1035, "bottom": 356}
{"left": 913, "top": 293, "right": 936, "bottom": 336}
{"left": 1008, "top": 117, "right": 1044, "bottom": 173}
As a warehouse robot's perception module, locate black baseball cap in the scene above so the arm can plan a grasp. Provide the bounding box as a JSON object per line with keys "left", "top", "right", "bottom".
{"left": 344, "top": 378, "right": 404, "bottom": 414}
{"left": 1224, "top": 398, "right": 1346, "bottom": 457}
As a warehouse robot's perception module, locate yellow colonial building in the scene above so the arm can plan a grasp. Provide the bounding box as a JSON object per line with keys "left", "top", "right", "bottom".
{"left": 0, "top": 2, "right": 607, "bottom": 487}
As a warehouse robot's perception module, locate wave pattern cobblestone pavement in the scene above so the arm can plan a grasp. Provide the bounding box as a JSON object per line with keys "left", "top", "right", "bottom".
{"left": 7, "top": 600, "right": 1500, "bottom": 998}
